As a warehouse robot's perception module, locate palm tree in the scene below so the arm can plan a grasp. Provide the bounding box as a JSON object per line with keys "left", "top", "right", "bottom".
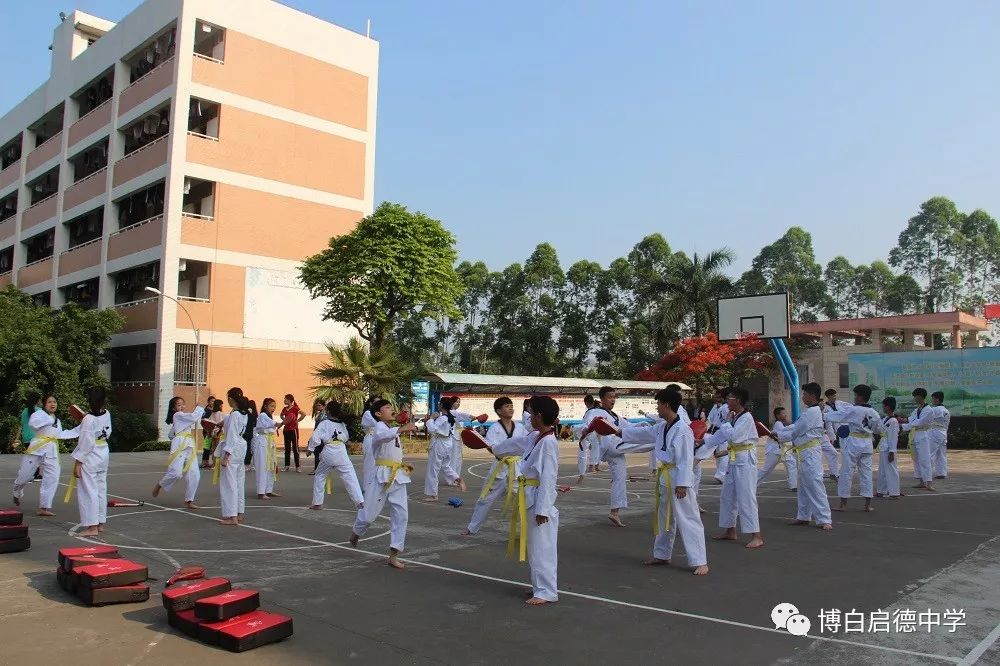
{"left": 311, "top": 337, "right": 413, "bottom": 415}
{"left": 649, "top": 248, "right": 735, "bottom": 345}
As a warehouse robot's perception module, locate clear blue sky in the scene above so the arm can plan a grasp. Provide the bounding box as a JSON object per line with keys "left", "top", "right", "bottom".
{"left": 3, "top": 1, "right": 999, "bottom": 276}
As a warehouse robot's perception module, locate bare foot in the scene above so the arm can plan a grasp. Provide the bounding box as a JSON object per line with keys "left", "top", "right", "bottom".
{"left": 37, "top": 509, "right": 55, "bottom": 517}
{"left": 295, "top": 467, "right": 301, "bottom": 473}
{"left": 77, "top": 527, "right": 99, "bottom": 537}
{"left": 912, "top": 483, "right": 926, "bottom": 489}
{"left": 642, "top": 558, "right": 669, "bottom": 566}
{"left": 713, "top": 530, "right": 737, "bottom": 541}
{"left": 219, "top": 517, "right": 238, "bottom": 526}
{"left": 237, "top": 514, "right": 245, "bottom": 523}
{"left": 12, "top": 496, "right": 20, "bottom": 506}
{"left": 422, "top": 496, "right": 438, "bottom": 503}
{"left": 184, "top": 501, "right": 199, "bottom": 509}
{"left": 387, "top": 558, "right": 404, "bottom": 569}
{"left": 745, "top": 537, "right": 765, "bottom": 549}
{"left": 864, "top": 506, "right": 874, "bottom": 512}
{"left": 151, "top": 484, "right": 161, "bottom": 498}
{"left": 787, "top": 519, "right": 810, "bottom": 526}
{"left": 349, "top": 533, "right": 359, "bottom": 547}
{"left": 309, "top": 505, "right": 323, "bottom": 511}
{"left": 461, "top": 529, "right": 473, "bottom": 536}
{"left": 97, "top": 524, "right": 105, "bottom": 533}
{"left": 267, "top": 492, "right": 281, "bottom": 498}
{"left": 608, "top": 513, "right": 625, "bottom": 528}
{"left": 575, "top": 475, "right": 585, "bottom": 486}
{"left": 525, "top": 597, "right": 551, "bottom": 605}
{"left": 456, "top": 478, "right": 467, "bottom": 492}
{"left": 692, "top": 565, "right": 710, "bottom": 576}
{"left": 258, "top": 494, "right": 268, "bottom": 500}
{"left": 818, "top": 523, "right": 833, "bottom": 531}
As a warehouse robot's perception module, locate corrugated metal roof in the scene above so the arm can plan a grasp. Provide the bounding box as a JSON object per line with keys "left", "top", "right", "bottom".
{"left": 419, "top": 372, "right": 691, "bottom": 393}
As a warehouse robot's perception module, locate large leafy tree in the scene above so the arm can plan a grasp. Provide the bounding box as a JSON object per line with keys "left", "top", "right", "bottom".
{"left": 888, "top": 197, "right": 963, "bottom": 313}
{"left": 0, "top": 287, "right": 123, "bottom": 451}
{"left": 300, "top": 202, "right": 464, "bottom": 349}
{"left": 647, "top": 249, "right": 734, "bottom": 343}
{"left": 311, "top": 337, "right": 413, "bottom": 416}
{"left": 739, "top": 227, "right": 829, "bottom": 321}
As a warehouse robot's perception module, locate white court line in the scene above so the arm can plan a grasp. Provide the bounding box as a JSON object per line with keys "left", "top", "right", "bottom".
{"left": 698, "top": 509, "right": 997, "bottom": 538}
{"left": 958, "top": 621, "right": 1000, "bottom": 666}
{"left": 89, "top": 490, "right": 958, "bottom": 663}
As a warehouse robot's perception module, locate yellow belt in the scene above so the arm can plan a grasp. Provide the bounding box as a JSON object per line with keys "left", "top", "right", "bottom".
{"left": 26, "top": 435, "right": 58, "bottom": 456}
{"left": 64, "top": 439, "right": 106, "bottom": 503}
{"left": 507, "top": 477, "right": 540, "bottom": 562}
{"left": 376, "top": 458, "right": 414, "bottom": 490}
{"left": 266, "top": 433, "right": 278, "bottom": 481}
{"left": 211, "top": 430, "right": 226, "bottom": 485}
{"left": 849, "top": 432, "right": 872, "bottom": 439}
{"left": 728, "top": 442, "right": 755, "bottom": 462}
{"left": 790, "top": 438, "right": 821, "bottom": 463}
{"left": 480, "top": 456, "right": 521, "bottom": 516}
{"left": 321, "top": 441, "right": 346, "bottom": 494}
{"left": 653, "top": 462, "right": 677, "bottom": 536}
{"left": 166, "top": 432, "right": 197, "bottom": 476}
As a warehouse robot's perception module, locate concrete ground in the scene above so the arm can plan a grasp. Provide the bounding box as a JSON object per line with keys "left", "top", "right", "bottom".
{"left": 1, "top": 446, "right": 999, "bottom": 665}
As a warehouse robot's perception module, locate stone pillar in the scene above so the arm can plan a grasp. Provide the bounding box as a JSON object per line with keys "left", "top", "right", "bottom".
{"left": 968, "top": 330, "right": 980, "bottom": 348}
{"left": 871, "top": 328, "right": 882, "bottom": 348}
{"left": 952, "top": 325, "right": 963, "bottom": 349}
{"left": 903, "top": 329, "right": 914, "bottom": 347}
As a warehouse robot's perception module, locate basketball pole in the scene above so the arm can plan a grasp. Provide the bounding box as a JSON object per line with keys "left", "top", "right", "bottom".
{"left": 768, "top": 338, "right": 800, "bottom": 420}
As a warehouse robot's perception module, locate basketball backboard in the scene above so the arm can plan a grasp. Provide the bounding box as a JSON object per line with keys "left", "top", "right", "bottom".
{"left": 717, "top": 292, "right": 790, "bottom": 341}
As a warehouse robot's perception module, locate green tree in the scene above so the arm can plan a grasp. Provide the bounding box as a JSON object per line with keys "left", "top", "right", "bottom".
{"left": 558, "top": 259, "right": 603, "bottom": 374}
{"left": 739, "top": 227, "right": 829, "bottom": 321}
{"left": 0, "top": 288, "right": 123, "bottom": 451}
{"left": 299, "top": 202, "right": 464, "bottom": 349}
{"left": 823, "top": 256, "right": 857, "bottom": 318}
{"left": 885, "top": 273, "right": 923, "bottom": 315}
{"left": 953, "top": 209, "right": 1000, "bottom": 312}
{"left": 310, "top": 337, "right": 413, "bottom": 416}
{"left": 649, "top": 249, "right": 735, "bottom": 343}
{"left": 888, "top": 197, "right": 963, "bottom": 312}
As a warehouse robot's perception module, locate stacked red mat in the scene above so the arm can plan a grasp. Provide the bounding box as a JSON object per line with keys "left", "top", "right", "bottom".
{"left": 162, "top": 576, "right": 293, "bottom": 652}
{"left": 55, "top": 545, "right": 151, "bottom": 606}
{"left": 0, "top": 509, "right": 30, "bottom": 553}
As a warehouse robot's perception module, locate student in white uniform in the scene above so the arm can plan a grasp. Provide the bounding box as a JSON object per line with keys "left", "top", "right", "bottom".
{"left": 707, "top": 389, "right": 731, "bottom": 483}
{"left": 821, "top": 389, "right": 846, "bottom": 480}
{"left": 446, "top": 396, "right": 475, "bottom": 476}
{"left": 613, "top": 388, "right": 709, "bottom": 575}
{"left": 307, "top": 400, "right": 364, "bottom": 510}
{"left": 824, "top": 384, "right": 884, "bottom": 512}
{"left": 11, "top": 393, "right": 79, "bottom": 516}
{"left": 702, "top": 387, "right": 764, "bottom": 549}
{"left": 253, "top": 398, "right": 281, "bottom": 500}
{"left": 876, "top": 397, "right": 901, "bottom": 499}
{"left": 488, "top": 395, "right": 561, "bottom": 605}
{"left": 583, "top": 386, "right": 630, "bottom": 527}
{"left": 900, "top": 388, "right": 936, "bottom": 491}
{"left": 758, "top": 407, "right": 797, "bottom": 491}
{"left": 574, "top": 394, "right": 601, "bottom": 482}
{"left": 71, "top": 388, "right": 112, "bottom": 537}
{"left": 423, "top": 396, "right": 468, "bottom": 501}
{"left": 771, "top": 382, "right": 833, "bottom": 530}
{"left": 350, "top": 400, "right": 418, "bottom": 569}
{"left": 463, "top": 397, "right": 526, "bottom": 536}
{"left": 153, "top": 396, "right": 205, "bottom": 508}
{"left": 216, "top": 387, "right": 250, "bottom": 526}
{"left": 360, "top": 402, "right": 378, "bottom": 489}
{"left": 930, "top": 391, "right": 950, "bottom": 479}
{"left": 521, "top": 399, "right": 535, "bottom": 433}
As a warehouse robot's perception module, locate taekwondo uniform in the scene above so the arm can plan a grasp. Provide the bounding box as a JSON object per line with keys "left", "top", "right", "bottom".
{"left": 308, "top": 418, "right": 364, "bottom": 508}
{"left": 775, "top": 405, "right": 833, "bottom": 525}
{"left": 758, "top": 421, "right": 797, "bottom": 490}
{"left": 491, "top": 428, "right": 560, "bottom": 602}
{"left": 930, "top": 405, "right": 950, "bottom": 478}
{"left": 901, "top": 404, "right": 935, "bottom": 484}
{"left": 877, "top": 415, "right": 900, "bottom": 497}
{"left": 353, "top": 421, "right": 411, "bottom": 552}
{"left": 12, "top": 411, "right": 79, "bottom": 509}
{"left": 705, "top": 409, "right": 760, "bottom": 535}
{"left": 574, "top": 406, "right": 601, "bottom": 475}
{"left": 467, "top": 419, "right": 526, "bottom": 534}
{"left": 820, "top": 402, "right": 846, "bottom": 478}
{"left": 584, "top": 406, "right": 629, "bottom": 512}
{"left": 708, "top": 402, "right": 731, "bottom": 482}
{"left": 360, "top": 410, "right": 378, "bottom": 489}
{"left": 215, "top": 409, "right": 248, "bottom": 519}
{"left": 825, "top": 404, "right": 884, "bottom": 500}
{"left": 71, "top": 410, "right": 112, "bottom": 527}
{"left": 449, "top": 410, "right": 473, "bottom": 476}
{"left": 158, "top": 406, "right": 205, "bottom": 502}
{"left": 424, "top": 414, "right": 462, "bottom": 497}
{"left": 618, "top": 417, "right": 707, "bottom": 567}
{"left": 252, "top": 412, "right": 279, "bottom": 497}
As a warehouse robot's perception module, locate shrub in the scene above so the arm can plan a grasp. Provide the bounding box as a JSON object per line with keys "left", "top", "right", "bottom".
{"left": 133, "top": 440, "right": 172, "bottom": 452}
{"left": 111, "top": 410, "right": 158, "bottom": 452}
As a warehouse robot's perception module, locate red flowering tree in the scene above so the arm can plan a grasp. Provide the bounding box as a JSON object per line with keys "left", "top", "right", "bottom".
{"left": 636, "top": 332, "right": 773, "bottom": 400}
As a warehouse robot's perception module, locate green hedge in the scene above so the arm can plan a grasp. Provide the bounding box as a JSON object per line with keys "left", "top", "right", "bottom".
{"left": 132, "top": 440, "right": 172, "bottom": 452}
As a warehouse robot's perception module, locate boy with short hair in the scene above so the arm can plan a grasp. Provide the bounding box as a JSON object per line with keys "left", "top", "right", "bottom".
{"left": 930, "top": 391, "right": 950, "bottom": 479}
{"left": 821, "top": 389, "right": 845, "bottom": 480}
{"left": 824, "top": 384, "right": 884, "bottom": 512}
{"left": 900, "top": 388, "right": 936, "bottom": 491}
{"left": 876, "top": 397, "right": 901, "bottom": 499}
{"left": 771, "top": 383, "right": 833, "bottom": 530}
{"left": 707, "top": 389, "right": 730, "bottom": 484}
{"left": 71, "top": 387, "right": 112, "bottom": 537}
{"left": 758, "top": 407, "right": 797, "bottom": 491}
{"left": 464, "top": 397, "right": 526, "bottom": 536}
{"left": 575, "top": 394, "right": 601, "bottom": 482}
{"left": 583, "top": 386, "right": 630, "bottom": 527}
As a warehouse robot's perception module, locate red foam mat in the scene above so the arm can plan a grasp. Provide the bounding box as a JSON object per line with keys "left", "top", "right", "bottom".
{"left": 76, "top": 560, "right": 148, "bottom": 589}
{"left": 161, "top": 577, "right": 232, "bottom": 612}
{"left": 217, "top": 611, "right": 294, "bottom": 652}
{"left": 77, "top": 583, "right": 151, "bottom": 606}
{"left": 194, "top": 589, "right": 260, "bottom": 622}
{"left": 0, "top": 524, "right": 28, "bottom": 540}
{"left": 0, "top": 537, "right": 29, "bottom": 553}
{"left": 58, "top": 545, "right": 118, "bottom": 567}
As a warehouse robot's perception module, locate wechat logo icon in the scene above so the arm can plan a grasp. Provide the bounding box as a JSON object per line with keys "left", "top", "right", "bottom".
{"left": 772, "top": 602, "right": 811, "bottom": 636}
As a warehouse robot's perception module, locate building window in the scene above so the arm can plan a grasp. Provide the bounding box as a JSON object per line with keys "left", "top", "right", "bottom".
{"left": 0, "top": 246, "right": 13, "bottom": 274}
{"left": 110, "top": 344, "right": 156, "bottom": 382}
{"left": 63, "top": 278, "right": 99, "bottom": 310}
{"left": 70, "top": 138, "right": 109, "bottom": 182}
{"left": 27, "top": 168, "right": 59, "bottom": 204}
{"left": 193, "top": 20, "right": 225, "bottom": 61}
{"left": 31, "top": 291, "right": 51, "bottom": 307}
{"left": 126, "top": 27, "right": 176, "bottom": 83}
{"left": 65, "top": 207, "right": 104, "bottom": 249}
{"left": 113, "top": 261, "right": 159, "bottom": 304}
{"left": 73, "top": 70, "right": 113, "bottom": 117}
{"left": 116, "top": 181, "right": 164, "bottom": 229}
{"left": 839, "top": 363, "right": 849, "bottom": 389}
{"left": 174, "top": 343, "right": 207, "bottom": 385}
{"left": 1, "top": 135, "right": 21, "bottom": 169}
{"left": 29, "top": 104, "right": 65, "bottom": 148}
{"left": 24, "top": 229, "right": 55, "bottom": 263}
{"left": 177, "top": 259, "right": 210, "bottom": 300}
{"left": 121, "top": 106, "right": 170, "bottom": 156}
{"left": 188, "top": 98, "right": 220, "bottom": 138}
{"left": 0, "top": 192, "right": 16, "bottom": 222}
{"left": 182, "top": 177, "right": 215, "bottom": 218}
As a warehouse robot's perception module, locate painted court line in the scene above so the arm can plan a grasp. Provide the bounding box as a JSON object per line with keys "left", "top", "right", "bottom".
{"left": 958, "top": 621, "right": 1000, "bottom": 666}
{"left": 86, "top": 490, "right": 959, "bottom": 663}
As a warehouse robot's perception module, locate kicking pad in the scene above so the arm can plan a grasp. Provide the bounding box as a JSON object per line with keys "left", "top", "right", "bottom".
{"left": 194, "top": 589, "right": 260, "bottom": 621}
{"left": 690, "top": 421, "right": 708, "bottom": 440}
{"left": 77, "top": 582, "right": 150, "bottom": 606}
{"left": 460, "top": 429, "right": 489, "bottom": 450}
{"left": 168, "top": 609, "right": 205, "bottom": 638}
{"left": 755, "top": 421, "right": 771, "bottom": 437}
{"left": 77, "top": 560, "right": 148, "bottom": 589}
{"left": 58, "top": 545, "right": 118, "bottom": 567}
{"left": 69, "top": 404, "right": 87, "bottom": 422}
{"left": 162, "top": 577, "right": 232, "bottom": 612}
{"left": 216, "top": 611, "right": 294, "bottom": 653}
{"left": 64, "top": 555, "right": 120, "bottom": 572}
{"left": 590, "top": 417, "right": 618, "bottom": 437}
{"left": 0, "top": 537, "right": 30, "bottom": 553}
{"left": 0, "top": 509, "right": 23, "bottom": 525}
{"left": 0, "top": 524, "right": 28, "bottom": 540}
{"left": 56, "top": 566, "right": 74, "bottom": 593}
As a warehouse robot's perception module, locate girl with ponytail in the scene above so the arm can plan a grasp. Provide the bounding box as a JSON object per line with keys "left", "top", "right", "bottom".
{"left": 216, "top": 387, "right": 249, "bottom": 525}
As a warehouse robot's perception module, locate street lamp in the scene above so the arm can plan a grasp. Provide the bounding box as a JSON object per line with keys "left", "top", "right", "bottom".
{"left": 145, "top": 286, "right": 201, "bottom": 407}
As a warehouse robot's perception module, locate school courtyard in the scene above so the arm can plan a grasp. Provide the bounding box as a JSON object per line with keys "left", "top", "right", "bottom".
{"left": 1, "top": 446, "right": 999, "bottom": 665}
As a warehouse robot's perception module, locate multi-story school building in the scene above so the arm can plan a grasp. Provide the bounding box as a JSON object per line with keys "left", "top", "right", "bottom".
{"left": 0, "top": 0, "right": 378, "bottom": 434}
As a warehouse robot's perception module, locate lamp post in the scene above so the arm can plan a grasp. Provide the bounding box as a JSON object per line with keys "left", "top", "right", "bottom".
{"left": 145, "top": 286, "right": 201, "bottom": 407}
